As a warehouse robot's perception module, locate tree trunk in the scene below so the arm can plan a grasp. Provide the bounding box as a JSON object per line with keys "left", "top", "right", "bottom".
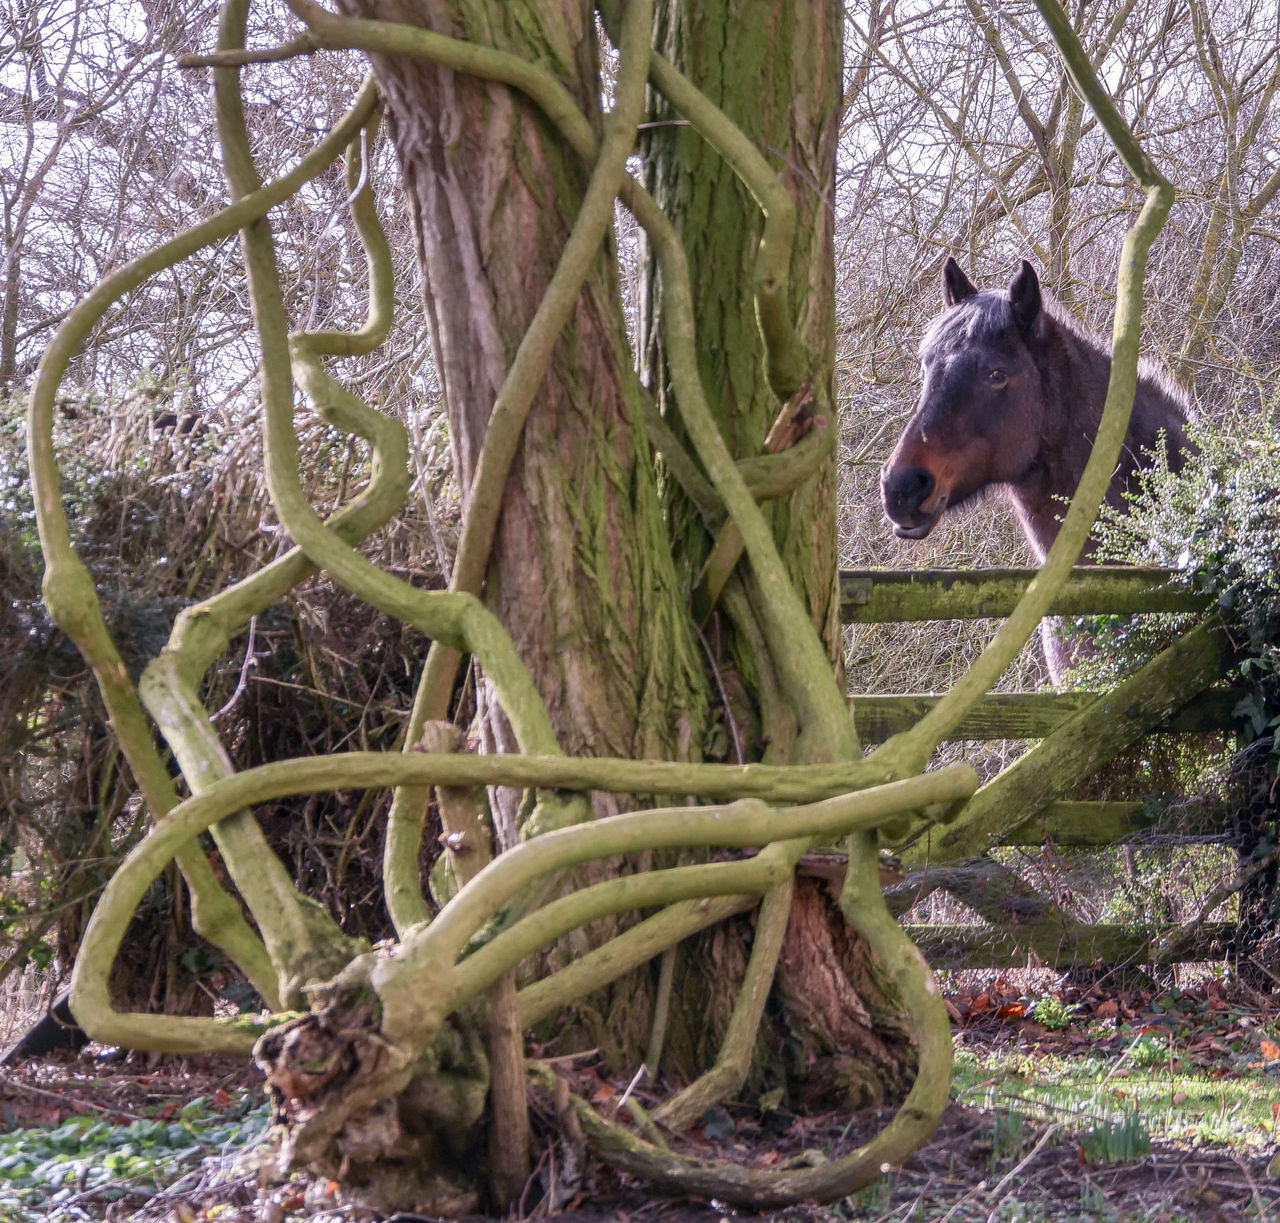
{"left": 344, "top": 0, "right": 707, "bottom": 766}
{"left": 337, "top": 0, "right": 709, "bottom": 1064}
{"left": 336, "top": 0, "right": 913, "bottom": 1143}
{"left": 641, "top": 0, "right": 917, "bottom": 1099}
{"left": 643, "top": 1, "right": 844, "bottom": 660}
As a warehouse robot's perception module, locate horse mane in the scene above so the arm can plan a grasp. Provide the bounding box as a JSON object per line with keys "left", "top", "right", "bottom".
{"left": 924, "top": 286, "right": 1192, "bottom": 470}
{"left": 1036, "top": 292, "right": 1193, "bottom": 427}
{"left": 918, "top": 291, "right": 1010, "bottom": 356}
{"left": 921, "top": 288, "right": 1192, "bottom": 428}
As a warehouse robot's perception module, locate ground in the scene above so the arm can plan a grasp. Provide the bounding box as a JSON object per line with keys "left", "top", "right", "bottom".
{"left": 3, "top": 978, "right": 1280, "bottom": 1222}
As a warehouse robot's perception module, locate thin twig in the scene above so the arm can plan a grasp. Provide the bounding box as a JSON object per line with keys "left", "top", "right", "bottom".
{"left": 19, "top": 1079, "right": 152, "bottom": 1122}
{"left": 1234, "top": 1153, "right": 1270, "bottom": 1221}
{"left": 612, "top": 1064, "right": 647, "bottom": 1117}
{"left": 983, "top": 1123, "right": 1061, "bottom": 1223}
{"left": 211, "top": 615, "right": 258, "bottom": 722}
{"left": 694, "top": 619, "right": 745, "bottom": 763}
{"left": 1151, "top": 842, "right": 1280, "bottom": 961}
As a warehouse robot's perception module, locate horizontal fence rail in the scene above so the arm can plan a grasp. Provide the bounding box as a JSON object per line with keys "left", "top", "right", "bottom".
{"left": 854, "top": 688, "right": 1239, "bottom": 743}
{"left": 840, "top": 565, "right": 1209, "bottom": 623}
{"left": 1001, "top": 799, "right": 1223, "bottom": 846}
{"left": 832, "top": 563, "right": 1242, "bottom": 971}
{"left": 904, "top": 922, "right": 1234, "bottom": 970}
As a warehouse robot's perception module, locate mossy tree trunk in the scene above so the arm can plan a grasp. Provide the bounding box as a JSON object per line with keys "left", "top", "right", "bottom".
{"left": 337, "top": 0, "right": 712, "bottom": 1064}
{"left": 643, "top": 1, "right": 843, "bottom": 651}
{"left": 329, "top": 0, "right": 918, "bottom": 1098}
{"left": 344, "top": 0, "right": 709, "bottom": 787}
{"left": 639, "top": 0, "right": 916, "bottom": 1099}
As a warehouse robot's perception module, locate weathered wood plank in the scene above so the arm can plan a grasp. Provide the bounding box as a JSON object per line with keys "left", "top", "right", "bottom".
{"left": 916, "top": 620, "right": 1231, "bottom": 862}
{"left": 883, "top": 857, "right": 1061, "bottom": 924}
{"left": 841, "top": 566, "right": 1207, "bottom": 623}
{"left": 904, "top": 922, "right": 1233, "bottom": 969}
{"left": 855, "top": 692, "right": 1090, "bottom": 741}
{"left": 853, "top": 689, "right": 1238, "bottom": 742}
{"left": 884, "top": 861, "right": 1183, "bottom": 968}
{"left": 805, "top": 800, "right": 1224, "bottom": 891}
{"left": 1002, "top": 800, "right": 1225, "bottom": 846}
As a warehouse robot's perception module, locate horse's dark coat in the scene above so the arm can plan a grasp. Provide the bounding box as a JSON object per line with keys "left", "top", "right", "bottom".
{"left": 881, "top": 258, "right": 1192, "bottom": 563}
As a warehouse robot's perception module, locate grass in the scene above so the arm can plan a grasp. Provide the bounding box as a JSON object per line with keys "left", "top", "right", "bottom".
{"left": 833, "top": 1004, "right": 1280, "bottom": 1223}
{"left": 953, "top": 1039, "right": 1280, "bottom": 1154}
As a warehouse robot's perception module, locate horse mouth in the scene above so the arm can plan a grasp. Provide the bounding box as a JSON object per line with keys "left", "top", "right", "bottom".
{"left": 888, "top": 496, "right": 948, "bottom": 540}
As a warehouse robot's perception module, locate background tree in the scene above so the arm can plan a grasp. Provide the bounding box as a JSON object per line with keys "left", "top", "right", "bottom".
{"left": 5, "top": 0, "right": 1276, "bottom": 1212}
{"left": 838, "top": 0, "right": 1280, "bottom": 696}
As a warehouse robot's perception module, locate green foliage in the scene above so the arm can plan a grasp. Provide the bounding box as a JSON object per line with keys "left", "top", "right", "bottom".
{"left": 1093, "top": 417, "right": 1280, "bottom": 775}
{"left": 1031, "top": 995, "right": 1075, "bottom": 1032}
{"left": 990, "top": 1108, "right": 1034, "bottom": 1168}
{"left": 1126, "top": 1033, "right": 1168, "bottom": 1069}
{"left": 1079, "top": 1111, "right": 1151, "bottom": 1164}
{"left": 0, "top": 1093, "right": 269, "bottom": 1223}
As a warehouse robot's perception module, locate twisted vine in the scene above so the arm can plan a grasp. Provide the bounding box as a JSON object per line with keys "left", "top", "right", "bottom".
{"left": 27, "top": 0, "right": 1177, "bottom": 1209}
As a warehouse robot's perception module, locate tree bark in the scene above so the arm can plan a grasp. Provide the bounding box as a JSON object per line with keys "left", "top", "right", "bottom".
{"left": 641, "top": 0, "right": 916, "bottom": 1097}
{"left": 339, "top": 0, "right": 707, "bottom": 777}
{"left": 643, "top": 0, "right": 844, "bottom": 664}
{"left": 334, "top": 0, "right": 709, "bottom": 1063}
{"left": 330, "top": 0, "right": 912, "bottom": 1141}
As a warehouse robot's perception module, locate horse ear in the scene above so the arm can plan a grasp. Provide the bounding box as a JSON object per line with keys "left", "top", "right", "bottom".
{"left": 1009, "top": 260, "right": 1042, "bottom": 332}
{"left": 942, "top": 257, "right": 978, "bottom": 307}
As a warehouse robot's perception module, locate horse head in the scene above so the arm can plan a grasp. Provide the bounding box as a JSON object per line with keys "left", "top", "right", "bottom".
{"left": 881, "top": 258, "right": 1049, "bottom": 540}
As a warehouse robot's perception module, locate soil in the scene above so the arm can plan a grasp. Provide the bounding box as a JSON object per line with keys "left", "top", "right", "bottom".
{"left": 3, "top": 982, "right": 1279, "bottom": 1223}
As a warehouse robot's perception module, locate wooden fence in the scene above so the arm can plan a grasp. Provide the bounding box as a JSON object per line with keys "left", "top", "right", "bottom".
{"left": 840, "top": 566, "right": 1242, "bottom": 971}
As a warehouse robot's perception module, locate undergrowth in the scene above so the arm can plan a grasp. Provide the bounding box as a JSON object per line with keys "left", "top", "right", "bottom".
{"left": 1091, "top": 416, "right": 1280, "bottom": 774}
{"left": 0, "top": 1092, "right": 269, "bottom": 1223}
{"left": 953, "top": 1043, "right": 1280, "bottom": 1154}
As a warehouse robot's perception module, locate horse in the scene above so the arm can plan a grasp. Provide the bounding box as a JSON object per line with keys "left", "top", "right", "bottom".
{"left": 880, "top": 257, "right": 1193, "bottom": 679}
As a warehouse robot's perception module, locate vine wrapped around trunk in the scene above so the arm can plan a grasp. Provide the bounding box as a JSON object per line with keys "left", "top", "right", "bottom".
{"left": 26, "top": 0, "right": 1175, "bottom": 1212}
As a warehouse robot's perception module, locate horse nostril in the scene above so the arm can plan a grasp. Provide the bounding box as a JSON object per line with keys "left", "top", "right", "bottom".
{"left": 883, "top": 465, "right": 935, "bottom": 514}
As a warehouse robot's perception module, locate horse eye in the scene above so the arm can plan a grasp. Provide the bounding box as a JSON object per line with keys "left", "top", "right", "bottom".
{"left": 988, "top": 369, "right": 1008, "bottom": 385}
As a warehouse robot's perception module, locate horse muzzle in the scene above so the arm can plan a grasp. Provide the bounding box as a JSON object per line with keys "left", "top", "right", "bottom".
{"left": 881, "top": 464, "right": 948, "bottom": 539}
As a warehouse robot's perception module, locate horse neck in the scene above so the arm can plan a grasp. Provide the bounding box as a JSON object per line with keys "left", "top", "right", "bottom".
{"left": 1006, "top": 315, "right": 1117, "bottom": 562}
{"left": 1005, "top": 488, "right": 1074, "bottom": 563}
